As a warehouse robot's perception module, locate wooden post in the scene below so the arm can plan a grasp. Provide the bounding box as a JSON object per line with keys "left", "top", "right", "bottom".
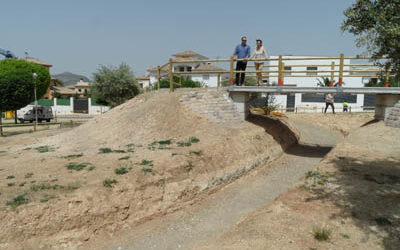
{"left": 338, "top": 53, "right": 344, "bottom": 86}
{"left": 157, "top": 66, "right": 161, "bottom": 90}
{"left": 217, "top": 73, "right": 221, "bottom": 88}
{"left": 230, "top": 56, "right": 234, "bottom": 85}
{"left": 330, "top": 62, "right": 335, "bottom": 87}
{"left": 179, "top": 74, "right": 182, "bottom": 87}
{"left": 34, "top": 121, "right": 37, "bottom": 131}
{"left": 0, "top": 110, "right": 3, "bottom": 136}
{"left": 169, "top": 59, "right": 174, "bottom": 92}
{"left": 385, "top": 62, "right": 390, "bottom": 87}
{"left": 278, "top": 55, "right": 283, "bottom": 86}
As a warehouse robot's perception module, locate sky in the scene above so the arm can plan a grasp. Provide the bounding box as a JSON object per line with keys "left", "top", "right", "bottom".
{"left": 0, "top": 0, "right": 361, "bottom": 78}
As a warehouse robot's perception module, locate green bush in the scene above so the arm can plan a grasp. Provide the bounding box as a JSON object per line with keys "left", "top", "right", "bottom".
{"left": 158, "top": 76, "right": 201, "bottom": 89}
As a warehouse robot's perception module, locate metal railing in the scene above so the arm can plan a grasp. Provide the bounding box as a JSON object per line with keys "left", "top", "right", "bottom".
{"left": 152, "top": 54, "right": 393, "bottom": 92}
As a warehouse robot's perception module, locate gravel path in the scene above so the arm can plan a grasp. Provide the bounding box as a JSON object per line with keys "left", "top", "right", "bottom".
{"left": 106, "top": 119, "right": 340, "bottom": 250}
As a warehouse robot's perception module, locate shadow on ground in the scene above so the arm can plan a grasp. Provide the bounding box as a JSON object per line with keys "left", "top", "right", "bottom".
{"left": 247, "top": 114, "right": 333, "bottom": 158}
{"left": 311, "top": 157, "right": 400, "bottom": 250}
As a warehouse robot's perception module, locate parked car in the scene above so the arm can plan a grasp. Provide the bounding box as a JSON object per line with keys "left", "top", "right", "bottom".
{"left": 18, "top": 106, "right": 54, "bottom": 123}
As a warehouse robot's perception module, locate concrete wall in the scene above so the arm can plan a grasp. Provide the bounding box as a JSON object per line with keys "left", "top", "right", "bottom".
{"left": 17, "top": 98, "right": 110, "bottom": 118}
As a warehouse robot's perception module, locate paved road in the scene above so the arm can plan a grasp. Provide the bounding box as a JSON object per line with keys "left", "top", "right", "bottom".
{"left": 107, "top": 118, "right": 340, "bottom": 250}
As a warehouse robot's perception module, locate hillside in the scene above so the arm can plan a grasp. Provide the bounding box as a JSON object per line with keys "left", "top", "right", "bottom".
{"left": 0, "top": 89, "right": 285, "bottom": 249}
{"left": 53, "top": 72, "right": 91, "bottom": 85}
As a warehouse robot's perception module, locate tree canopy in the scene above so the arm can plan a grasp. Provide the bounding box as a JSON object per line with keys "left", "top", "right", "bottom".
{"left": 91, "top": 63, "right": 140, "bottom": 107}
{"left": 342, "top": 0, "right": 400, "bottom": 79}
{"left": 0, "top": 59, "right": 50, "bottom": 112}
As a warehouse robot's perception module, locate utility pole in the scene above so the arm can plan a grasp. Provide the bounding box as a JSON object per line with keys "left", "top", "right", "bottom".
{"left": 33, "top": 73, "right": 38, "bottom": 131}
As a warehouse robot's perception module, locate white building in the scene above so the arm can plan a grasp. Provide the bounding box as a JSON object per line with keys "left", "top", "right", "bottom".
{"left": 262, "top": 56, "right": 377, "bottom": 112}
{"left": 147, "top": 50, "right": 228, "bottom": 88}
{"left": 136, "top": 75, "right": 151, "bottom": 90}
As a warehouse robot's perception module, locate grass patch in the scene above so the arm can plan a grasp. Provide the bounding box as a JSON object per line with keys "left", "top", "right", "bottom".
{"left": 31, "top": 183, "right": 64, "bottom": 192}
{"left": 7, "top": 183, "right": 15, "bottom": 187}
{"left": 25, "top": 173, "right": 34, "bottom": 178}
{"left": 177, "top": 137, "right": 200, "bottom": 147}
{"left": 115, "top": 167, "right": 129, "bottom": 175}
{"left": 313, "top": 226, "right": 331, "bottom": 241}
{"left": 119, "top": 156, "right": 130, "bottom": 161}
{"left": 339, "top": 233, "right": 350, "bottom": 239}
{"left": 65, "top": 183, "right": 80, "bottom": 191}
{"left": 6, "top": 175, "right": 15, "bottom": 179}
{"left": 35, "top": 146, "right": 55, "bottom": 153}
{"left": 190, "top": 150, "right": 202, "bottom": 156}
{"left": 148, "top": 139, "right": 173, "bottom": 150}
{"left": 88, "top": 166, "right": 96, "bottom": 171}
{"left": 6, "top": 193, "right": 29, "bottom": 208}
{"left": 305, "top": 171, "right": 329, "bottom": 185}
{"left": 66, "top": 162, "right": 93, "bottom": 171}
{"left": 63, "top": 153, "right": 83, "bottom": 159}
{"left": 140, "top": 159, "right": 154, "bottom": 166}
{"left": 99, "top": 148, "right": 126, "bottom": 154}
{"left": 103, "top": 178, "right": 118, "bottom": 188}
{"left": 40, "top": 194, "right": 56, "bottom": 203}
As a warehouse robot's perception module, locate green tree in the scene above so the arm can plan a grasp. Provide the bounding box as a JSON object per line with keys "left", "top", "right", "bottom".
{"left": 316, "top": 77, "right": 341, "bottom": 87}
{"left": 0, "top": 59, "right": 50, "bottom": 129}
{"left": 91, "top": 63, "right": 140, "bottom": 107}
{"left": 341, "top": 0, "right": 400, "bottom": 79}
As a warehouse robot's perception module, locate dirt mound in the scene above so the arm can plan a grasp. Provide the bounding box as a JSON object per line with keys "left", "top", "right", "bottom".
{"left": 0, "top": 90, "right": 286, "bottom": 249}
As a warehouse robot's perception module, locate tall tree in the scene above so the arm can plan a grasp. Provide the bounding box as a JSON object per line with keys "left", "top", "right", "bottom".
{"left": 342, "top": 0, "right": 400, "bottom": 79}
{"left": 91, "top": 63, "right": 140, "bottom": 107}
{"left": 0, "top": 59, "right": 50, "bottom": 131}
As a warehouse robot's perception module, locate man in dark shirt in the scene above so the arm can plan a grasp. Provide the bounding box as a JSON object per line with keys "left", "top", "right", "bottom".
{"left": 233, "top": 36, "right": 251, "bottom": 86}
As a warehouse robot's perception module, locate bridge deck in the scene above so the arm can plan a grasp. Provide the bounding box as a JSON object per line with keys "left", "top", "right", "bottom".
{"left": 228, "top": 86, "right": 400, "bottom": 94}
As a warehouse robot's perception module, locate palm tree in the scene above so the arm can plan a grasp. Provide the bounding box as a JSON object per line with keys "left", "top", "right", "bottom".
{"left": 317, "top": 77, "right": 342, "bottom": 87}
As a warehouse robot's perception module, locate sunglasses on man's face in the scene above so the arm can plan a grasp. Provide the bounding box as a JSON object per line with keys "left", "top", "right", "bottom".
{"left": 242, "top": 40, "right": 247, "bottom": 42}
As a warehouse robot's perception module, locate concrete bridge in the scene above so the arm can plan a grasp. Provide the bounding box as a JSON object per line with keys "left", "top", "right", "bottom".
{"left": 228, "top": 86, "right": 400, "bottom": 121}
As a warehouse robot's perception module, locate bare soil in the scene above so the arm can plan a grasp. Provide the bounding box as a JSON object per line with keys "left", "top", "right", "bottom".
{"left": 0, "top": 90, "right": 285, "bottom": 249}
{"left": 199, "top": 121, "right": 400, "bottom": 250}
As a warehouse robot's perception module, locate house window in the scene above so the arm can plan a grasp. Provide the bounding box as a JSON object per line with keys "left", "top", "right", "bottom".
{"left": 179, "top": 66, "right": 185, "bottom": 72}
{"left": 186, "top": 67, "right": 192, "bottom": 72}
{"left": 306, "top": 66, "right": 318, "bottom": 75}
{"left": 203, "top": 75, "right": 210, "bottom": 80}
{"left": 78, "top": 89, "right": 82, "bottom": 92}
{"left": 284, "top": 66, "right": 292, "bottom": 76}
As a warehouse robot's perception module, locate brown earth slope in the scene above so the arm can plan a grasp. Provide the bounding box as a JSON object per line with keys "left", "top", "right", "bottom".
{"left": 0, "top": 90, "right": 288, "bottom": 249}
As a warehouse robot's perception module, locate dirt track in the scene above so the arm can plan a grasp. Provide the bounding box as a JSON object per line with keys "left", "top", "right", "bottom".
{"left": 92, "top": 115, "right": 341, "bottom": 250}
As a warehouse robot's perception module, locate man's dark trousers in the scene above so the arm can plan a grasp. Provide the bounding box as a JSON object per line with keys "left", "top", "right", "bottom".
{"left": 235, "top": 61, "right": 247, "bottom": 86}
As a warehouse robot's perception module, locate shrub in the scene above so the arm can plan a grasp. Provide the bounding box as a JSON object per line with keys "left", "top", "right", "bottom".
{"left": 66, "top": 162, "right": 92, "bottom": 171}
{"left": 6, "top": 193, "right": 29, "bottom": 207}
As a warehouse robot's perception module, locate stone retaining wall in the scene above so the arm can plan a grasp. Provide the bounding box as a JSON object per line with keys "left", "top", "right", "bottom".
{"left": 385, "top": 101, "right": 400, "bottom": 128}
{"left": 180, "top": 88, "right": 243, "bottom": 124}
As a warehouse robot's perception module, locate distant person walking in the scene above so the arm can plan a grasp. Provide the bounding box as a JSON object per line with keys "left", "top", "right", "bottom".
{"left": 324, "top": 93, "right": 335, "bottom": 114}
{"left": 233, "top": 36, "right": 251, "bottom": 86}
{"left": 250, "top": 39, "right": 268, "bottom": 86}
{"left": 343, "top": 101, "right": 349, "bottom": 112}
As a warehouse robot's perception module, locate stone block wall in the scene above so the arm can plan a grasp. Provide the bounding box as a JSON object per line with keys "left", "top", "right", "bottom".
{"left": 385, "top": 101, "right": 400, "bottom": 128}
{"left": 180, "top": 88, "right": 243, "bottom": 124}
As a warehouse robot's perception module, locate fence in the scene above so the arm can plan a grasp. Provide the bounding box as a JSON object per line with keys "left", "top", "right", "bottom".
{"left": 152, "top": 54, "right": 393, "bottom": 92}
{"left": 0, "top": 120, "right": 87, "bottom": 136}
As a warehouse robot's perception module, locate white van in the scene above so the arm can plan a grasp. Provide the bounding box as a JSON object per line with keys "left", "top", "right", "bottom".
{"left": 19, "top": 106, "right": 54, "bottom": 123}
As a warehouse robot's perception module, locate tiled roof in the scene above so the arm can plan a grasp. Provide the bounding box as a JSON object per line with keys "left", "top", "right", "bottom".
{"left": 192, "top": 64, "right": 227, "bottom": 72}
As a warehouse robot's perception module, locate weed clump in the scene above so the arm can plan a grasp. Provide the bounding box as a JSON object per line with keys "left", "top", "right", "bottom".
{"left": 25, "top": 173, "right": 34, "bottom": 178}
{"left": 140, "top": 159, "right": 153, "bottom": 166}
{"left": 103, "top": 178, "right": 118, "bottom": 188}
{"left": 119, "top": 156, "right": 130, "bottom": 161}
{"left": 6, "top": 175, "right": 15, "bottom": 179}
{"left": 305, "top": 171, "right": 329, "bottom": 185}
{"left": 63, "top": 153, "right": 83, "bottom": 159}
{"left": 313, "top": 226, "right": 331, "bottom": 241}
{"left": 35, "top": 146, "right": 55, "bottom": 153}
{"left": 177, "top": 137, "right": 200, "bottom": 147}
{"left": 6, "top": 193, "right": 29, "bottom": 207}
{"left": 66, "top": 162, "right": 93, "bottom": 171}
{"left": 115, "top": 167, "right": 129, "bottom": 175}
{"left": 99, "top": 148, "right": 126, "bottom": 154}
